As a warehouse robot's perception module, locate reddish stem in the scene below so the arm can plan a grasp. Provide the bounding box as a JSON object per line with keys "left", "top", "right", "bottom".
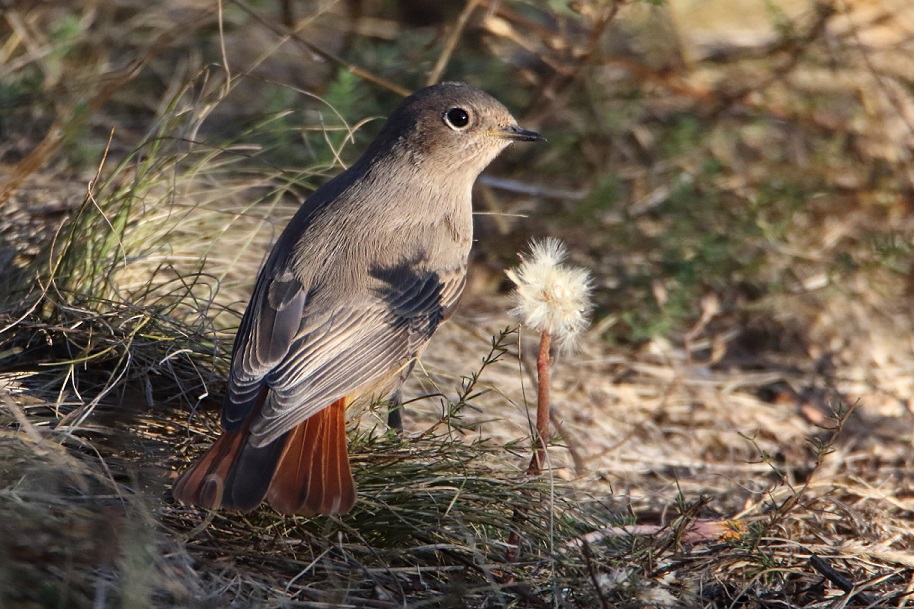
{"left": 526, "top": 331, "right": 552, "bottom": 476}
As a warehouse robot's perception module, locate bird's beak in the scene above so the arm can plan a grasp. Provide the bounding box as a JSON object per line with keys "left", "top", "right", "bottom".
{"left": 490, "top": 124, "right": 545, "bottom": 142}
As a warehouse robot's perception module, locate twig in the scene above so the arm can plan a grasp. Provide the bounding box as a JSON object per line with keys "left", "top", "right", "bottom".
{"left": 523, "top": 0, "right": 624, "bottom": 120}
{"left": 427, "top": 0, "right": 483, "bottom": 86}
{"left": 549, "top": 406, "right": 586, "bottom": 475}
{"left": 477, "top": 174, "right": 587, "bottom": 200}
{"left": 0, "top": 11, "right": 210, "bottom": 204}
{"left": 228, "top": 0, "right": 410, "bottom": 97}
{"left": 508, "top": 330, "right": 552, "bottom": 561}
{"left": 582, "top": 539, "right": 612, "bottom": 609}
{"left": 810, "top": 554, "right": 855, "bottom": 594}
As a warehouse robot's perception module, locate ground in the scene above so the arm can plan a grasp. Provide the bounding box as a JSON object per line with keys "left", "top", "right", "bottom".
{"left": 1, "top": 1, "right": 913, "bottom": 607}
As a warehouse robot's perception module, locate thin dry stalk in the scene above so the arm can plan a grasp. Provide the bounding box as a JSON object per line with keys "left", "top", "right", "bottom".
{"left": 228, "top": 0, "right": 410, "bottom": 96}
{"left": 426, "top": 0, "right": 484, "bottom": 86}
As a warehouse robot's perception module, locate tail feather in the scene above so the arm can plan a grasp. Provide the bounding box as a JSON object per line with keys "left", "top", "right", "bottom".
{"left": 327, "top": 397, "right": 355, "bottom": 512}
{"left": 223, "top": 437, "right": 288, "bottom": 512}
{"left": 172, "top": 396, "right": 356, "bottom": 516}
{"left": 266, "top": 397, "right": 356, "bottom": 515}
{"left": 172, "top": 427, "right": 249, "bottom": 510}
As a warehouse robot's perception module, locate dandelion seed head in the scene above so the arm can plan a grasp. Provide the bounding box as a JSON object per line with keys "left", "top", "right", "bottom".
{"left": 506, "top": 237, "right": 594, "bottom": 350}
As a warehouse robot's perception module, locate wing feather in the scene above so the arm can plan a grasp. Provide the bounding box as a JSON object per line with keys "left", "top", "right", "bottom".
{"left": 225, "top": 260, "right": 466, "bottom": 447}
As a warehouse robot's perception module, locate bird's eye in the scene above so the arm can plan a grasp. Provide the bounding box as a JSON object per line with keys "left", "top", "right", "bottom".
{"left": 444, "top": 107, "right": 470, "bottom": 130}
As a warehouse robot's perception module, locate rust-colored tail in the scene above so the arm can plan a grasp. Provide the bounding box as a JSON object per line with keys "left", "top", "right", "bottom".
{"left": 171, "top": 424, "right": 251, "bottom": 510}
{"left": 267, "top": 397, "right": 356, "bottom": 515}
{"left": 172, "top": 397, "right": 356, "bottom": 516}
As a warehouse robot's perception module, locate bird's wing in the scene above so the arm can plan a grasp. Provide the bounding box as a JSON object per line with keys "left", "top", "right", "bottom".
{"left": 223, "top": 260, "right": 465, "bottom": 446}
{"left": 220, "top": 262, "right": 305, "bottom": 428}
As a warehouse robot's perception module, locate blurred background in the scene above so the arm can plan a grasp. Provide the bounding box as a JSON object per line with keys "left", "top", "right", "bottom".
{"left": 2, "top": 0, "right": 914, "bottom": 606}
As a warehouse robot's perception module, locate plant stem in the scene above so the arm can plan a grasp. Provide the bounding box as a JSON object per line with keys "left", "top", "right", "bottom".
{"left": 507, "top": 330, "right": 554, "bottom": 561}
{"left": 527, "top": 330, "right": 552, "bottom": 476}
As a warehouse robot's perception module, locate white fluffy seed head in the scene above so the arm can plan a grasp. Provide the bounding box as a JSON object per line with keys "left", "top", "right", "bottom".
{"left": 506, "top": 238, "right": 594, "bottom": 351}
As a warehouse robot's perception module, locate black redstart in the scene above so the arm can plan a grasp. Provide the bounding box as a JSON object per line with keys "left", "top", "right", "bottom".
{"left": 173, "top": 82, "right": 543, "bottom": 515}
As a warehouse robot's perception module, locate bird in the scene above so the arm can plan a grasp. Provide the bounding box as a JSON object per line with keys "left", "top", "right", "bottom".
{"left": 172, "top": 82, "right": 543, "bottom": 516}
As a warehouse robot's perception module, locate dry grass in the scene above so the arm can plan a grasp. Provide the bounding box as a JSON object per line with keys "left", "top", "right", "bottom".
{"left": 2, "top": 0, "right": 914, "bottom": 607}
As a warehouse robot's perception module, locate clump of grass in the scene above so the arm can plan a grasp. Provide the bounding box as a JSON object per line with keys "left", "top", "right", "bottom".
{"left": 166, "top": 433, "right": 612, "bottom": 606}
{"left": 4, "top": 1, "right": 914, "bottom": 606}
{"left": 163, "top": 327, "right": 631, "bottom": 605}
{"left": 0, "top": 412, "right": 200, "bottom": 609}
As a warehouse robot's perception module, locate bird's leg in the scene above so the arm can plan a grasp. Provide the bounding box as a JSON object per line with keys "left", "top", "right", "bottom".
{"left": 386, "top": 390, "right": 404, "bottom": 433}
{"left": 386, "top": 361, "right": 416, "bottom": 433}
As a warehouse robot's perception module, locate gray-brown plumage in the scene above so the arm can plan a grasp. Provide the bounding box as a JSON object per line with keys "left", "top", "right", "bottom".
{"left": 172, "top": 82, "right": 543, "bottom": 516}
